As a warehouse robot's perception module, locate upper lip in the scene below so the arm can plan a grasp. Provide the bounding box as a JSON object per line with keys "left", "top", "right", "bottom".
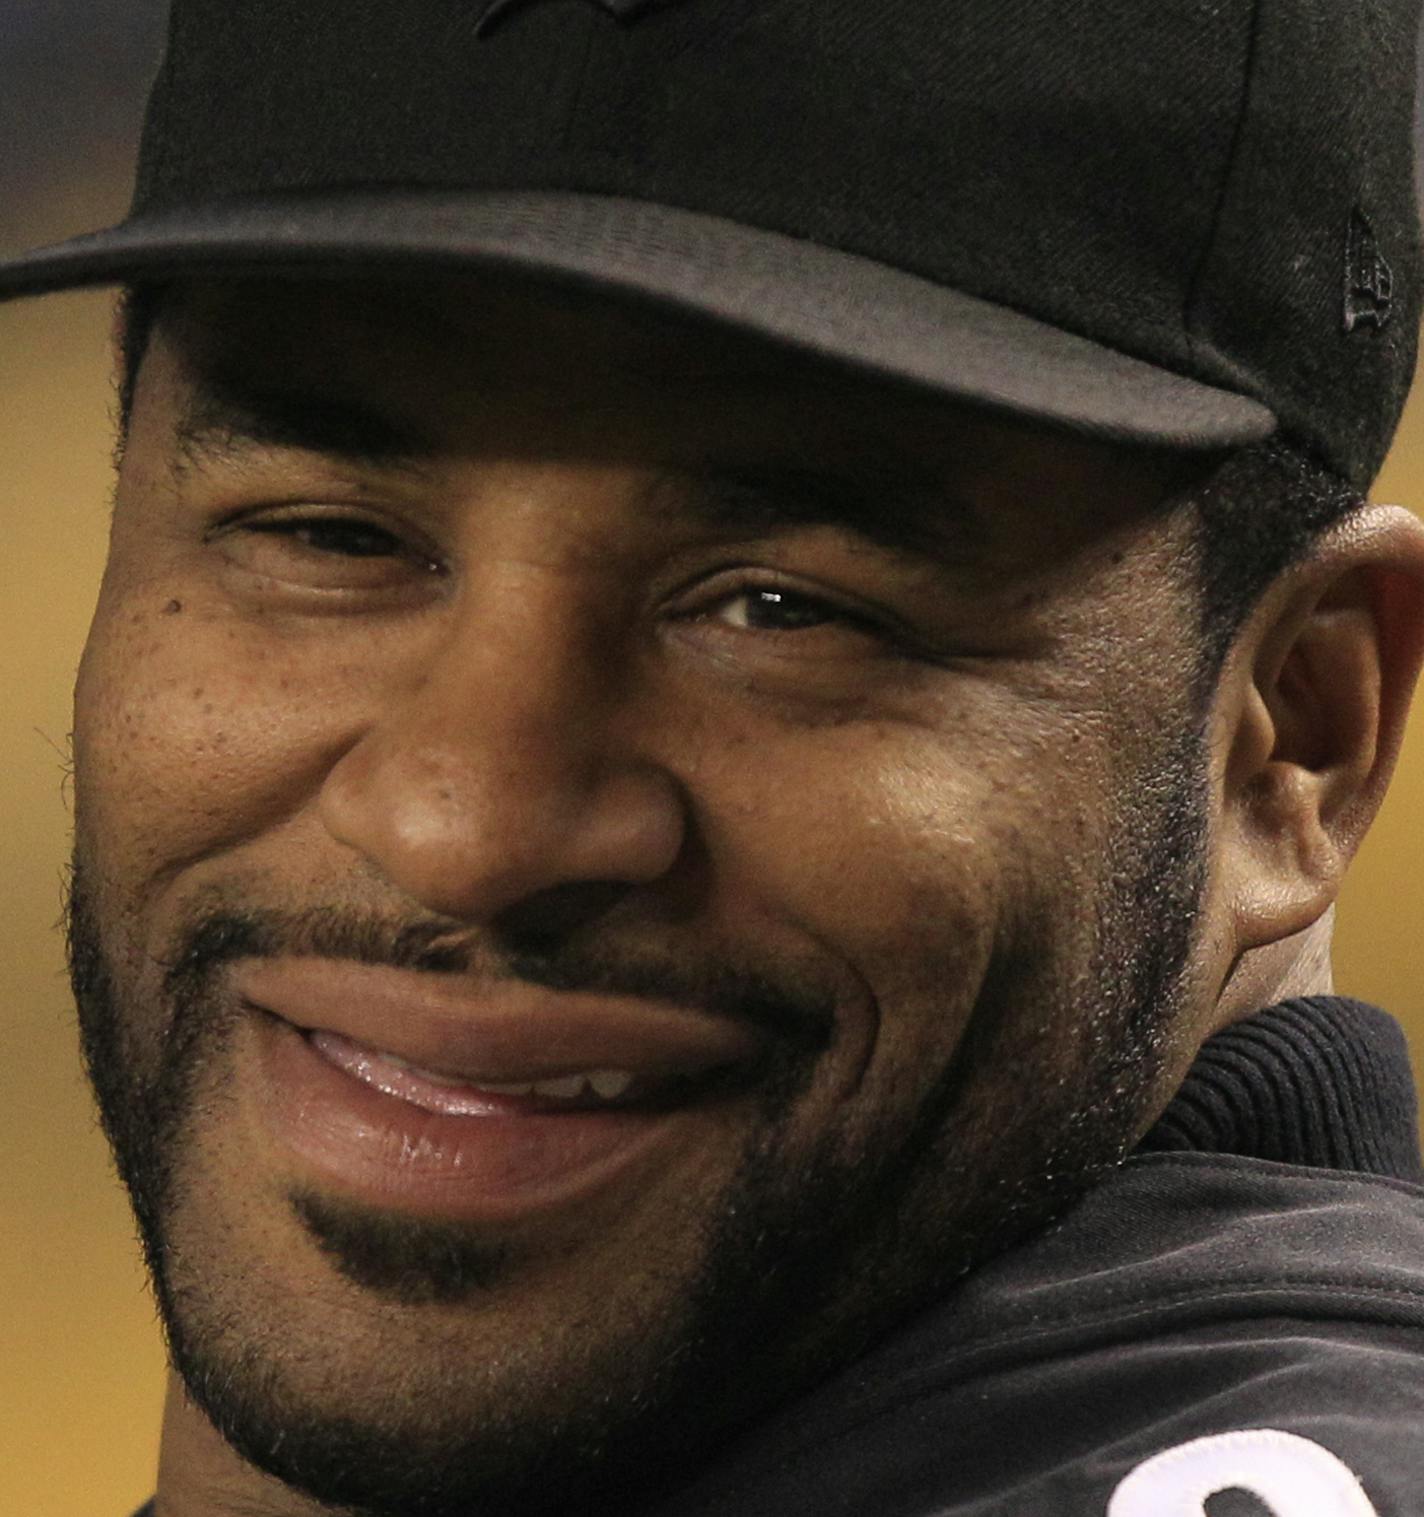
{"left": 233, "top": 956, "right": 768, "bottom": 1085}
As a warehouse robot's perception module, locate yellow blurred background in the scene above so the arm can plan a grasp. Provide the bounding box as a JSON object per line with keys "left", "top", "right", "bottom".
{"left": 4, "top": 53, "right": 1424, "bottom": 1517}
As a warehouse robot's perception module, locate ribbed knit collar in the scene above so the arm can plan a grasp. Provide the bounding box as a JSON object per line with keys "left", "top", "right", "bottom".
{"left": 1137, "top": 996, "right": 1424, "bottom": 1183}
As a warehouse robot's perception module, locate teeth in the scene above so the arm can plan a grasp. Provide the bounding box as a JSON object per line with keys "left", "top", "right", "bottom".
{"left": 524, "top": 1071, "right": 634, "bottom": 1101}
{"left": 382, "top": 1052, "right": 471, "bottom": 1088}
{"left": 379, "top": 1052, "right": 636, "bottom": 1103}
{"left": 532, "top": 1073, "right": 588, "bottom": 1099}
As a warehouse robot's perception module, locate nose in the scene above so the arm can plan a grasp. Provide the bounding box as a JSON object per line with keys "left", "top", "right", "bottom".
{"left": 317, "top": 572, "right": 688, "bottom": 924}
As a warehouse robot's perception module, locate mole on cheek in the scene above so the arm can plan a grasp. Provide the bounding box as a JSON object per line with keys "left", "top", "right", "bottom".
{"left": 163, "top": 599, "right": 184, "bottom": 615}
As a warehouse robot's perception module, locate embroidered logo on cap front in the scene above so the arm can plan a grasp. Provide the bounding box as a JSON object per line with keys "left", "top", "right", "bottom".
{"left": 1344, "top": 208, "right": 1394, "bottom": 333}
{"left": 477, "top": 0, "right": 680, "bottom": 37}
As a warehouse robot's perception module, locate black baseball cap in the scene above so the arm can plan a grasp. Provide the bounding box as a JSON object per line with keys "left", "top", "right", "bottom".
{"left": 2, "top": 0, "right": 1420, "bottom": 487}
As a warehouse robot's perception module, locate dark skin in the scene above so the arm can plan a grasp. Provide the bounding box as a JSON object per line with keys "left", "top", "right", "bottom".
{"left": 72, "top": 275, "right": 1424, "bottom": 1516}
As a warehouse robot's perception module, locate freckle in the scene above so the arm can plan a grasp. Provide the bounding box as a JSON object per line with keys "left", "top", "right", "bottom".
{"left": 163, "top": 599, "right": 183, "bottom": 615}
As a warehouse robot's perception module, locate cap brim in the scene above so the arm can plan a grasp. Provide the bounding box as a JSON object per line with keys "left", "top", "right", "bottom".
{"left": 0, "top": 189, "right": 1275, "bottom": 451}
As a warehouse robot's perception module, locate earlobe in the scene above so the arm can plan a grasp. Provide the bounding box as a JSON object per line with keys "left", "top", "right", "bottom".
{"left": 1217, "top": 505, "right": 1424, "bottom": 956}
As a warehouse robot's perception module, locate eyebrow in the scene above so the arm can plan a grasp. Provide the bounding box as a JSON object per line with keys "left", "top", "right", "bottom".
{"left": 174, "top": 364, "right": 436, "bottom": 476}
{"left": 672, "top": 465, "right": 983, "bottom": 566}
{"left": 172, "top": 361, "right": 982, "bottom": 564}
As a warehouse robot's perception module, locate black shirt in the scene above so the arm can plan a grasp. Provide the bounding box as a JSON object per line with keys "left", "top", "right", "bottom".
{"left": 129, "top": 997, "right": 1424, "bottom": 1517}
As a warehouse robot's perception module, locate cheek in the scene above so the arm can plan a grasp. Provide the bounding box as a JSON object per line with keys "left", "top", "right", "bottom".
{"left": 72, "top": 589, "right": 362, "bottom": 901}
{"left": 689, "top": 705, "right": 1113, "bottom": 1099}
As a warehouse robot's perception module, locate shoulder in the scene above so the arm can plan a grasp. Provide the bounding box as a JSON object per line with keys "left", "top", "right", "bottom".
{"left": 964, "top": 1152, "right": 1424, "bottom": 1344}
{"left": 655, "top": 1154, "right": 1424, "bottom": 1517}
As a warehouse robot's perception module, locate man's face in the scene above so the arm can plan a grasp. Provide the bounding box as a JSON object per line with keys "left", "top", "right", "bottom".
{"left": 72, "top": 275, "right": 1220, "bottom": 1515}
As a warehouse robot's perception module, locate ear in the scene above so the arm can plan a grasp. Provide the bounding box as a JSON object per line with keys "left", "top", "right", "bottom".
{"left": 1213, "top": 504, "right": 1424, "bottom": 959}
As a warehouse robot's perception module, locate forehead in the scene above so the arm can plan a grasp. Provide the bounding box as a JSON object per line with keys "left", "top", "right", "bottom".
{"left": 137, "top": 272, "right": 1207, "bottom": 557}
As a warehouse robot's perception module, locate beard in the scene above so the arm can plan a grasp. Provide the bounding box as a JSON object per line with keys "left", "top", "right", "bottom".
{"left": 67, "top": 722, "right": 1209, "bottom": 1517}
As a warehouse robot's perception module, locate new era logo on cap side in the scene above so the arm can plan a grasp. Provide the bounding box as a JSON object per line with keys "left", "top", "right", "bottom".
{"left": 477, "top": 0, "right": 677, "bottom": 37}
{"left": 1344, "top": 208, "right": 1394, "bottom": 332}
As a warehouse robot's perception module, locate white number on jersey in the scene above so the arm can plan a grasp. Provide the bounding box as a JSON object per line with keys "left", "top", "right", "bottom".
{"left": 1107, "top": 1428, "right": 1380, "bottom": 1517}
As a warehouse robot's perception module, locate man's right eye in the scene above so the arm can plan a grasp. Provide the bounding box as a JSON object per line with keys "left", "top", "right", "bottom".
{"left": 245, "top": 516, "right": 404, "bottom": 559}
{"left": 209, "top": 509, "right": 446, "bottom": 594}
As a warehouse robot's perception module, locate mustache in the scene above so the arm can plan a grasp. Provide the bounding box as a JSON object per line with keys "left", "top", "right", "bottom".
{"left": 158, "top": 901, "right": 836, "bottom": 1053}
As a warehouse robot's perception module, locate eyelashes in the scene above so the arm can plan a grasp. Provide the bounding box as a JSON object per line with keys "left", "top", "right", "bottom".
{"left": 229, "top": 513, "right": 873, "bottom": 620}
{"left": 246, "top": 517, "right": 407, "bottom": 560}
{"left": 690, "top": 583, "right": 881, "bottom": 639}
{"left": 211, "top": 508, "right": 916, "bottom": 664}
{"left": 208, "top": 508, "right": 445, "bottom": 594}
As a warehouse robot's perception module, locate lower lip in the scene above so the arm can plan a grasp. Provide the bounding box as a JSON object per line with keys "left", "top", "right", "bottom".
{"left": 250, "top": 1014, "right": 687, "bottom": 1222}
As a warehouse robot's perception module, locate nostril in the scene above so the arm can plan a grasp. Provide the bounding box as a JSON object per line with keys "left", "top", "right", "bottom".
{"left": 318, "top": 714, "right": 687, "bottom": 922}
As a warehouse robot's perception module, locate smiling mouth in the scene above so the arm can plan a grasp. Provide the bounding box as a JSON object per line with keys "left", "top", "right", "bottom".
{"left": 237, "top": 955, "right": 775, "bottom": 1222}
{"left": 303, "top": 1025, "right": 745, "bottom": 1116}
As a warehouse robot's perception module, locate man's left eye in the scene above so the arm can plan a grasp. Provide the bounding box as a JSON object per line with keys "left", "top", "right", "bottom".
{"left": 712, "top": 587, "right": 844, "bottom": 632}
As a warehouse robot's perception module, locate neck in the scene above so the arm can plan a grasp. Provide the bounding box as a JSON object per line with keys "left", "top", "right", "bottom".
{"left": 1215, "top": 908, "right": 1335, "bottom": 1031}
{"left": 154, "top": 1376, "right": 312, "bottom": 1517}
